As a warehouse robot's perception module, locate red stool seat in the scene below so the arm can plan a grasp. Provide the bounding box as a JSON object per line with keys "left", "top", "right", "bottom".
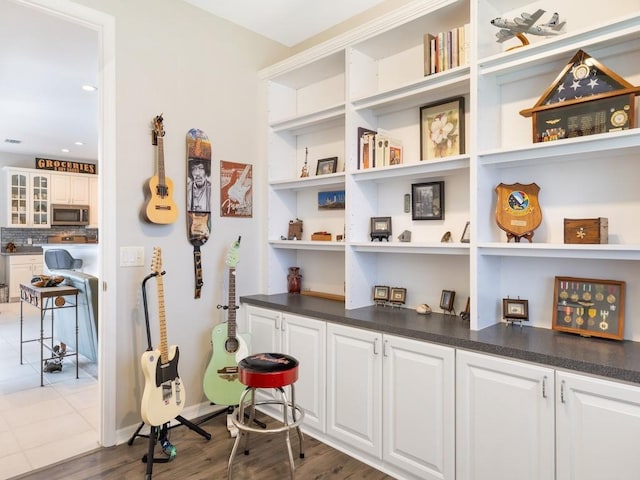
{"left": 238, "top": 353, "right": 299, "bottom": 388}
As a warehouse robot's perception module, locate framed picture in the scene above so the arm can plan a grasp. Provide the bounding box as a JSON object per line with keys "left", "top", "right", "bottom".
{"left": 440, "top": 290, "right": 455, "bottom": 311}
{"left": 412, "top": 181, "right": 444, "bottom": 220}
{"left": 370, "top": 216, "right": 392, "bottom": 241}
{"left": 461, "top": 221, "right": 470, "bottom": 243}
{"left": 503, "top": 298, "right": 529, "bottom": 320}
{"left": 220, "top": 160, "right": 252, "bottom": 218}
{"left": 318, "top": 190, "right": 345, "bottom": 210}
{"left": 390, "top": 287, "right": 406, "bottom": 304}
{"left": 373, "top": 285, "right": 390, "bottom": 302}
{"left": 552, "top": 276, "right": 625, "bottom": 341}
{"left": 316, "top": 156, "right": 338, "bottom": 175}
{"left": 420, "top": 96, "right": 465, "bottom": 160}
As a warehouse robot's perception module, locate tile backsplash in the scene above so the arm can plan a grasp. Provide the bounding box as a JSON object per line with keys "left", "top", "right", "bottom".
{"left": 1, "top": 227, "right": 98, "bottom": 249}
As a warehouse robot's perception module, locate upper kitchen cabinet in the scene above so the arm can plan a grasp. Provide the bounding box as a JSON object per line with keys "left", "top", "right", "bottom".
{"left": 50, "top": 172, "right": 91, "bottom": 205}
{"left": 2, "top": 167, "right": 50, "bottom": 228}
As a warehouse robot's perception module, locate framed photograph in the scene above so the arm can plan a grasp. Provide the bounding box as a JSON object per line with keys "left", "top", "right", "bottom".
{"left": 420, "top": 96, "right": 465, "bottom": 160}
{"left": 440, "top": 290, "right": 455, "bottom": 311}
{"left": 316, "top": 156, "right": 338, "bottom": 175}
{"left": 412, "top": 181, "right": 444, "bottom": 220}
{"left": 502, "top": 298, "right": 529, "bottom": 320}
{"left": 552, "top": 276, "right": 625, "bottom": 341}
{"left": 390, "top": 287, "right": 406, "bottom": 304}
{"left": 373, "top": 285, "right": 390, "bottom": 302}
{"left": 318, "top": 190, "right": 345, "bottom": 210}
{"left": 370, "top": 216, "right": 392, "bottom": 241}
{"left": 461, "top": 221, "right": 470, "bottom": 243}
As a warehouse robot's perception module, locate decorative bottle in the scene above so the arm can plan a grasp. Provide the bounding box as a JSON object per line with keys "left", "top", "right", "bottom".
{"left": 287, "top": 267, "right": 302, "bottom": 293}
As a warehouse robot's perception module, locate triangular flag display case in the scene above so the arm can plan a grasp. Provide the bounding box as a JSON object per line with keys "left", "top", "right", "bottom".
{"left": 520, "top": 49, "right": 640, "bottom": 142}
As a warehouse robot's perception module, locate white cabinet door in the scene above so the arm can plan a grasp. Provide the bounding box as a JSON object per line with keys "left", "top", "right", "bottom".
{"left": 3, "top": 168, "right": 50, "bottom": 228}
{"left": 50, "top": 174, "right": 70, "bottom": 204}
{"left": 8, "top": 255, "right": 43, "bottom": 299}
{"left": 50, "top": 174, "right": 90, "bottom": 205}
{"left": 556, "top": 371, "right": 640, "bottom": 480}
{"left": 244, "top": 306, "right": 326, "bottom": 433}
{"left": 245, "top": 304, "right": 282, "bottom": 353}
{"left": 456, "top": 350, "right": 555, "bottom": 480}
{"left": 70, "top": 175, "right": 90, "bottom": 204}
{"left": 326, "top": 323, "right": 382, "bottom": 460}
{"left": 383, "top": 334, "right": 455, "bottom": 480}
{"left": 282, "top": 313, "right": 326, "bottom": 434}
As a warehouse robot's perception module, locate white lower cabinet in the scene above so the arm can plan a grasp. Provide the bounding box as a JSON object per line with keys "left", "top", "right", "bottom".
{"left": 6, "top": 254, "right": 43, "bottom": 300}
{"left": 327, "top": 323, "right": 455, "bottom": 480}
{"left": 457, "top": 350, "right": 640, "bottom": 480}
{"left": 556, "top": 371, "right": 640, "bottom": 480}
{"left": 243, "top": 303, "right": 640, "bottom": 480}
{"left": 244, "top": 305, "right": 326, "bottom": 434}
{"left": 456, "top": 349, "right": 555, "bottom": 480}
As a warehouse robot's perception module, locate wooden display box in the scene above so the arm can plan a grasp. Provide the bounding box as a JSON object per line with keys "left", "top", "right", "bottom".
{"left": 311, "top": 233, "right": 331, "bottom": 241}
{"left": 564, "top": 218, "right": 608, "bottom": 244}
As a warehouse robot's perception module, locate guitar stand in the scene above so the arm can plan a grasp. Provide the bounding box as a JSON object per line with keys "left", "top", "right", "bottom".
{"left": 196, "top": 403, "right": 267, "bottom": 430}
{"left": 128, "top": 271, "right": 211, "bottom": 480}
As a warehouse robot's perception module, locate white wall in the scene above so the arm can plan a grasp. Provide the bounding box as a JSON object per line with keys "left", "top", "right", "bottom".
{"left": 67, "top": 0, "right": 289, "bottom": 438}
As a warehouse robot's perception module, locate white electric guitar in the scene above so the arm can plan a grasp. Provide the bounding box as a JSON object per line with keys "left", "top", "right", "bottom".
{"left": 140, "top": 247, "right": 185, "bottom": 426}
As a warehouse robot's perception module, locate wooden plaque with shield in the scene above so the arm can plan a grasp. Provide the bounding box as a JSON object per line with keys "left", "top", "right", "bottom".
{"left": 495, "top": 183, "right": 542, "bottom": 242}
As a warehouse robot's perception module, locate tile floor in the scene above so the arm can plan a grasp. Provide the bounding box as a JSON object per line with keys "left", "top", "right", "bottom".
{"left": 0, "top": 301, "right": 99, "bottom": 479}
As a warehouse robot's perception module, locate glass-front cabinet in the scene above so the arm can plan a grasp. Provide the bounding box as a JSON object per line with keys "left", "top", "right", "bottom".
{"left": 4, "top": 167, "right": 50, "bottom": 228}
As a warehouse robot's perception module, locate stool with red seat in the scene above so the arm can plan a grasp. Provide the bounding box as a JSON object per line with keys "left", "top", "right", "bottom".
{"left": 227, "top": 353, "right": 305, "bottom": 479}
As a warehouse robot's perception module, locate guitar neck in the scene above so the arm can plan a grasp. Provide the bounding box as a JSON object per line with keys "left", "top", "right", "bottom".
{"left": 228, "top": 267, "right": 236, "bottom": 338}
{"left": 156, "top": 273, "right": 170, "bottom": 364}
{"left": 157, "top": 136, "right": 166, "bottom": 186}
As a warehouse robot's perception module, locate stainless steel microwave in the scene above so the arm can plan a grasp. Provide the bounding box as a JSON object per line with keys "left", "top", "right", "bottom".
{"left": 51, "top": 204, "right": 90, "bottom": 226}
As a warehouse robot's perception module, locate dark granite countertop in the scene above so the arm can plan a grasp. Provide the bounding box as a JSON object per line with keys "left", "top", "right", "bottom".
{"left": 240, "top": 293, "right": 640, "bottom": 385}
{"left": 1, "top": 247, "right": 43, "bottom": 255}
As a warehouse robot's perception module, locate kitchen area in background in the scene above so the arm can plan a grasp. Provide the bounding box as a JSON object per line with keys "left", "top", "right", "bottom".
{"left": 0, "top": 164, "right": 99, "bottom": 302}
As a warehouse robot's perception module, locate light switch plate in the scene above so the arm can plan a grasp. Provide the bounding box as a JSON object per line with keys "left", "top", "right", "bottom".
{"left": 120, "top": 246, "right": 145, "bottom": 267}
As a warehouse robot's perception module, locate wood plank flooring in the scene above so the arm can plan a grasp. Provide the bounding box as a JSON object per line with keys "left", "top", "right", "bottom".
{"left": 14, "top": 410, "right": 395, "bottom": 479}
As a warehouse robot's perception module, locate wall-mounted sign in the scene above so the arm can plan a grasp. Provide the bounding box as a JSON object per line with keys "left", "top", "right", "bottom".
{"left": 35, "top": 157, "right": 97, "bottom": 174}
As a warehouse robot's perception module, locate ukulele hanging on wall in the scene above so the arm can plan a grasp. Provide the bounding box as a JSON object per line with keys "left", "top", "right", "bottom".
{"left": 143, "top": 114, "right": 179, "bottom": 224}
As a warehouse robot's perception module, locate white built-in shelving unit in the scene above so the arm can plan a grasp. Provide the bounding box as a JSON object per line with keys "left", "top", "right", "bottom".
{"left": 260, "top": 0, "right": 640, "bottom": 339}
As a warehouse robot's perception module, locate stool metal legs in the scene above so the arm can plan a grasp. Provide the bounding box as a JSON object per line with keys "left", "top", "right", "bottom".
{"left": 227, "top": 385, "right": 305, "bottom": 479}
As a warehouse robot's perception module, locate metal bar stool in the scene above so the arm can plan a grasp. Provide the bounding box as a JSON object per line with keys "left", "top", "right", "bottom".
{"left": 228, "top": 353, "right": 305, "bottom": 479}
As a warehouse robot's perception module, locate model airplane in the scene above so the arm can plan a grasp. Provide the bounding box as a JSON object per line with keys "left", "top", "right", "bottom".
{"left": 491, "top": 9, "right": 565, "bottom": 43}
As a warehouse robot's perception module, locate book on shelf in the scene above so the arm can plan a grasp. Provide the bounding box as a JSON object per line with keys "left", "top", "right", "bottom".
{"left": 423, "top": 23, "right": 470, "bottom": 76}
{"left": 374, "top": 129, "right": 403, "bottom": 167}
{"left": 357, "top": 126, "right": 377, "bottom": 169}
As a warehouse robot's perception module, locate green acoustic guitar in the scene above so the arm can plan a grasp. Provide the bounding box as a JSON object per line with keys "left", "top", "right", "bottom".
{"left": 203, "top": 237, "right": 250, "bottom": 406}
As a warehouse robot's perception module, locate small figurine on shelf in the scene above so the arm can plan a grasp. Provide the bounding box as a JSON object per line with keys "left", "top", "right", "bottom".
{"left": 490, "top": 10, "right": 565, "bottom": 50}
{"left": 287, "top": 267, "right": 302, "bottom": 293}
{"left": 398, "top": 230, "right": 411, "bottom": 242}
{"left": 288, "top": 218, "right": 303, "bottom": 240}
{"left": 300, "top": 147, "right": 309, "bottom": 178}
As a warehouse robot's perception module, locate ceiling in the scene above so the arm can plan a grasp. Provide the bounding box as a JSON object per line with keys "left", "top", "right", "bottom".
{"left": 182, "top": 0, "right": 385, "bottom": 47}
{"left": 0, "top": 0, "right": 384, "bottom": 164}
{"left": 0, "top": 1, "right": 99, "bottom": 162}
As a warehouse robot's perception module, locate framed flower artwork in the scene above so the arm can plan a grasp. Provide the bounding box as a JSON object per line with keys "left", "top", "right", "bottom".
{"left": 420, "top": 97, "right": 465, "bottom": 160}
